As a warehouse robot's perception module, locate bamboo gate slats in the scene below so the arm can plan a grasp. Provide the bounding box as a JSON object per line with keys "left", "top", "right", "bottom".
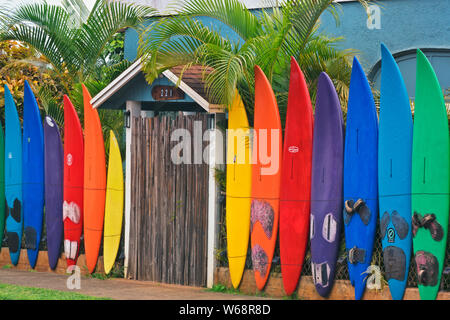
{"left": 129, "top": 113, "right": 210, "bottom": 286}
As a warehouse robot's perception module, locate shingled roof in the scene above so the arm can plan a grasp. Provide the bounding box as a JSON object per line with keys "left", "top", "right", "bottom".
{"left": 169, "top": 65, "right": 214, "bottom": 103}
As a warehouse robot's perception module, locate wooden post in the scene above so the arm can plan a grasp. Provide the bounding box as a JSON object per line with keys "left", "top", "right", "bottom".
{"left": 124, "top": 100, "right": 142, "bottom": 278}
{"left": 206, "top": 113, "right": 225, "bottom": 288}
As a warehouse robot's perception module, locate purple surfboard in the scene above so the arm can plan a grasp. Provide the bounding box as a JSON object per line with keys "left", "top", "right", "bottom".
{"left": 309, "top": 72, "right": 344, "bottom": 297}
{"left": 44, "top": 116, "right": 64, "bottom": 270}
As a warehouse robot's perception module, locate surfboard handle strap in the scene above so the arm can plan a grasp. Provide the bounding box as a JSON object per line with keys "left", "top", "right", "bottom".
{"left": 344, "top": 199, "right": 371, "bottom": 225}
{"left": 412, "top": 212, "right": 443, "bottom": 241}
{"left": 347, "top": 246, "right": 366, "bottom": 265}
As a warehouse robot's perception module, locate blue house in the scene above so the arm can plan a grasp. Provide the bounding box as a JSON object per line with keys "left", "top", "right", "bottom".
{"left": 92, "top": 0, "right": 449, "bottom": 288}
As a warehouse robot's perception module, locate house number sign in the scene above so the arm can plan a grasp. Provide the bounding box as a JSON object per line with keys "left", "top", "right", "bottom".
{"left": 152, "top": 85, "right": 185, "bottom": 101}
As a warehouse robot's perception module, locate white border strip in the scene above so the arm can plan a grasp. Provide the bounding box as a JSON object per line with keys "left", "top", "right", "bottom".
{"left": 91, "top": 58, "right": 142, "bottom": 109}
{"left": 162, "top": 69, "right": 210, "bottom": 112}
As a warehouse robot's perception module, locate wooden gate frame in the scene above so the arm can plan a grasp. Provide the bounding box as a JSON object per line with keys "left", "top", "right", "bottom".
{"left": 123, "top": 101, "right": 224, "bottom": 287}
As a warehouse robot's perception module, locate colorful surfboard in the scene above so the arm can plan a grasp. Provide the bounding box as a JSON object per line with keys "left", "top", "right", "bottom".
{"left": 4, "top": 85, "right": 22, "bottom": 265}
{"left": 22, "top": 80, "right": 44, "bottom": 269}
{"left": 0, "top": 112, "right": 4, "bottom": 250}
{"left": 411, "top": 50, "right": 449, "bottom": 300}
{"left": 343, "top": 57, "right": 378, "bottom": 300}
{"left": 83, "top": 84, "right": 106, "bottom": 273}
{"left": 44, "top": 115, "right": 64, "bottom": 270}
{"left": 226, "top": 92, "right": 252, "bottom": 288}
{"left": 250, "top": 65, "right": 282, "bottom": 290}
{"left": 279, "top": 57, "right": 313, "bottom": 296}
{"left": 310, "top": 72, "right": 344, "bottom": 297}
{"left": 103, "top": 130, "right": 124, "bottom": 274}
{"left": 378, "top": 44, "right": 413, "bottom": 300}
{"left": 63, "top": 95, "right": 84, "bottom": 267}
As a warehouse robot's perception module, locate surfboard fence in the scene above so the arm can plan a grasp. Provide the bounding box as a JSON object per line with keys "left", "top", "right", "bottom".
{"left": 214, "top": 212, "right": 450, "bottom": 292}
{"left": 127, "top": 113, "right": 210, "bottom": 286}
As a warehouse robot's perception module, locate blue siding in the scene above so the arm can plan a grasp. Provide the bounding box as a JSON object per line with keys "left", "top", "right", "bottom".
{"left": 125, "top": 16, "right": 242, "bottom": 61}
{"left": 122, "top": 0, "right": 449, "bottom": 103}
{"left": 319, "top": 0, "right": 450, "bottom": 71}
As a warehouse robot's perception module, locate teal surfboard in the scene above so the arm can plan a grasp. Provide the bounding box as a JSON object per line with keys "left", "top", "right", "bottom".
{"left": 4, "top": 85, "right": 23, "bottom": 265}
{"left": 0, "top": 108, "right": 4, "bottom": 250}
{"left": 378, "top": 43, "right": 413, "bottom": 300}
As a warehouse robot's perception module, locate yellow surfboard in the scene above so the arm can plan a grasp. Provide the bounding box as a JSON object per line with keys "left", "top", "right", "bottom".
{"left": 103, "top": 130, "right": 124, "bottom": 274}
{"left": 226, "top": 92, "right": 252, "bottom": 288}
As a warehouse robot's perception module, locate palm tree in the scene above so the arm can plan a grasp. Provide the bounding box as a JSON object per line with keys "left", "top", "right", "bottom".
{"left": 1, "top": 0, "right": 155, "bottom": 92}
{"left": 138, "top": 0, "right": 370, "bottom": 124}
{"left": 1, "top": 0, "right": 155, "bottom": 154}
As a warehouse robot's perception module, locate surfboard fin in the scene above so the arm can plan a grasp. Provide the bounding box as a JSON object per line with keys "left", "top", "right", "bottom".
{"left": 383, "top": 246, "right": 406, "bottom": 281}
{"left": 348, "top": 246, "right": 366, "bottom": 264}
{"left": 64, "top": 240, "right": 79, "bottom": 260}
{"left": 391, "top": 211, "right": 409, "bottom": 240}
{"left": 380, "top": 211, "right": 390, "bottom": 239}
{"left": 312, "top": 262, "right": 330, "bottom": 288}
{"left": 24, "top": 226, "right": 37, "bottom": 250}
{"left": 6, "top": 232, "right": 19, "bottom": 253}
{"left": 415, "top": 250, "right": 439, "bottom": 286}
{"left": 322, "top": 213, "right": 337, "bottom": 243}
{"left": 251, "top": 244, "right": 268, "bottom": 277}
{"left": 250, "top": 200, "right": 274, "bottom": 239}
{"left": 6, "top": 198, "right": 22, "bottom": 223}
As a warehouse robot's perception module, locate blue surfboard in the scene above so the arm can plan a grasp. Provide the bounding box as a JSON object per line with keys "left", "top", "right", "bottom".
{"left": 378, "top": 44, "right": 413, "bottom": 300}
{"left": 22, "top": 81, "right": 45, "bottom": 268}
{"left": 343, "top": 57, "right": 378, "bottom": 300}
{"left": 4, "top": 85, "right": 23, "bottom": 265}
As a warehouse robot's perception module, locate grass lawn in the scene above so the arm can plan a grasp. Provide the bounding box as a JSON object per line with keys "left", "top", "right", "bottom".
{"left": 0, "top": 283, "right": 111, "bottom": 300}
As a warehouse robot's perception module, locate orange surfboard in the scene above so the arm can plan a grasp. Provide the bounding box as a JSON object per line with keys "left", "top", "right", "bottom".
{"left": 82, "top": 84, "right": 106, "bottom": 273}
{"left": 250, "top": 66, "right": 282, "bottom": 290}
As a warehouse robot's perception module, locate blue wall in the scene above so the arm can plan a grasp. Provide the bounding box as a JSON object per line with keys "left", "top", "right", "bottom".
{"left": 319, "top": 0, "right": 450, "bottom": 95}
{"left": 319, "top": 0, "right": 450, "bottom": 70}
{"left": 125, "top": 16, "right": 242, "bottom": 62}
{"left": 124, "top": 0, "right": 450, "bottom": 99}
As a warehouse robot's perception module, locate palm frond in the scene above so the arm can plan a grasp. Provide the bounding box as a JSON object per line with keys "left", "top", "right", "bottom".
{"left": 138, "top": 15, "right": 231, "bottom": 83}
{"left": 38, "top": 85, "right": 65, "bottom": 128}
{"left": 174, "top": 0, "right": 261, "bottom": 40}
{"left": 78, "top": 0, "right": 156, "bottom": 76}
{"left": 61, "top": 0, "right": 90, "bottom": 27}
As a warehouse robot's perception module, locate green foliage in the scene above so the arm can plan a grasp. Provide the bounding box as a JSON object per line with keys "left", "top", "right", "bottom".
{"left": 1, "top": 0, "right": 152, "bottom": 149}
{"left": 0, "top": 41, "right": 64, "bottom": 124}
{"left": 1, "top": 0, "right": 155, "bottom": 87}
{"left": 138, "top": 0, "right": 372, "bottom": 126}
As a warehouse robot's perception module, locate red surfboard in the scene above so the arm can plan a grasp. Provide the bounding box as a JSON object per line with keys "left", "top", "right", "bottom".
{"left": 250, "top": 66, "right": 282, "bottom": 290}
{"left": 63, "top": 95, "right": 84, "bottom": 268}
{"left": 279, "top": 57, "right": 314, "bottom": 295}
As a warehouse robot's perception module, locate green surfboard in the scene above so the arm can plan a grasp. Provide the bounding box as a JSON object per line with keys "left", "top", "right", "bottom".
{"left": 411, "top": 50, "right": 449, "bottom": 300}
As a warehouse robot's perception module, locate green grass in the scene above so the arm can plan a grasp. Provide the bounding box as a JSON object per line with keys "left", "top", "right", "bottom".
{"left": 206, "top": 283, "right": 267, "bottom": 298}
{"left": 0, "top": 283, "right": 111, "bottom": 300}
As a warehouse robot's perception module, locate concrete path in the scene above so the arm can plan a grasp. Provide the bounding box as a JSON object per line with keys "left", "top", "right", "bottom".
{"left": 0, "top": 269, "right": 273, "bottom": 300}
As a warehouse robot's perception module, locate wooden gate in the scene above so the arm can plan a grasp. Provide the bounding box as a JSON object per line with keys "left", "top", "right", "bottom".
{"left": 128, "top": 113, "right": 210, "bottom": 286}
